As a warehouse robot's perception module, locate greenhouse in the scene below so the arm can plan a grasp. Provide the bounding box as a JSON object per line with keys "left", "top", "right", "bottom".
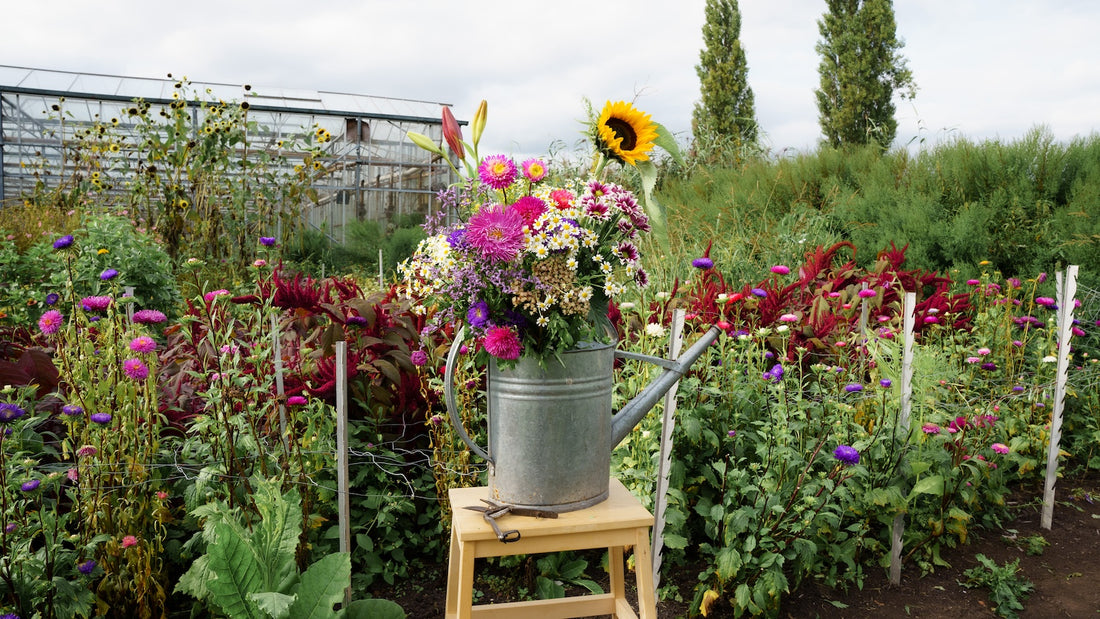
{"left": 0, "top": 65, "right": 457, "bottom": 243}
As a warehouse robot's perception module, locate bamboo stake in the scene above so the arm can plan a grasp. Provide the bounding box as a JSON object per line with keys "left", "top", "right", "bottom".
{"left": 1042, "top": 266, "right": 1077, "bottom": 529}
{"left": 271, "top": 315, "right": 289, "bottom": 452}
{"left": 890, "top": 291, "right": 917, "bottom": 585}
{"left": 335, "top": 341, "right": 351, "bottom": 607}
{"left": 651, "top": 309, "right": 686, "bottom": 592}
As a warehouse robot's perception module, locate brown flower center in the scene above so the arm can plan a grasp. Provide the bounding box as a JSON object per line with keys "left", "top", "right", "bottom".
{"left": 605, "top": 117, "right": 637, "bottom": 151}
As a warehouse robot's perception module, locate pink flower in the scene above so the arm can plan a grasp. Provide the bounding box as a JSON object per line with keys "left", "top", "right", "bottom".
{"left": 483, "top": 326, "right": 522, "bottom": 360}
{"left": 204, "top": 289, "right": 230, "bottom": 303}
{"left": 156, "top": 491, "right": 169, "bottom": 500}
{"left": 549, "top": 189, "right": 574, "bottom": 210}
{"left": 858, "top": 288, "right": 877, "bottom": 299}
{"left": 966, "top": 279, "right": 980, "bottom": 286}
{"left": 121, "top": 535, "right": 138, "bottom": 548}
{"left": 287, "top": 395, "right": 308, "bottom": 406}
{"left": 129, "top": 336, "right": 156, "bottom": 353}
{"left": 921, "top": 423, "right": 941, "bottom": 435}
{"left": 509, "top": 196, "right": 547, "bottom": 227}
{"left": 1035, "top": 297, "right": 1056, "bottom": 307}
{"left": 477, "top": 154, "right": 517, "bottom": 190}
{"left": 132, "top": 309, "right": 167, "bottom": 324}
{"left": 991, "top": 443, "right": 1009, "bottom": 455}
{"left": 770, "top": 265, "right": 790, "bottom": 275}
{"left": 778, "top": 313, "right": 798, "bottom": 322}
{"left": 521, "top": 158, "right": 548, "bottom": 183}
{"left": 123, "top": 358, "right": 149, "bottom": 381}
{"left": 38, "top": 310, "right": 63, "bottom": 335}
{"left": 465, "top": 205, "right": 525, "bottom": 263}
{"left": 81, "top": 296, "right": 112, "bottom": 312}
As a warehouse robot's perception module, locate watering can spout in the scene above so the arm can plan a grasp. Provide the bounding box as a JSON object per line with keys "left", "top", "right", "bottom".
{"left": 610, "top": 325, "right": 722, "bottom": 447}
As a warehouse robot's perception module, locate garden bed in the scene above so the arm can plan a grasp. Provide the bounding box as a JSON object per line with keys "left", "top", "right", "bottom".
{"left": 374, "top": 472, "right": 1100, "bottom": 618}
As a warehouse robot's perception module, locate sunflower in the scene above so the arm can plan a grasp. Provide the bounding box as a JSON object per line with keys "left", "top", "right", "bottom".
{"left": 594, "top": 101, "right": 659, "bottom": 166}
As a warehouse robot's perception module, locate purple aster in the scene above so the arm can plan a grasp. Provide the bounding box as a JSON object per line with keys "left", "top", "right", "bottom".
{"left": 53, "top": 235, "right": 74, "bottom": 249}
{"left": 21, "top": 479, "right": 40, "bottom": 492}
{"left": 879, "top": 378, "right": 892, "bottom": 388}
{"left": 90, "top": 413, "right": 112, "bottom": 425}
{"left": 467, "top": 300, "right": 491, "bottom": 328}
{"left": 464, "top": 205, "right": 525, "bottom": 263}
{"left": 132, "top": 309, "right": 167, "bottom": 324}
{"left": 0, "top": 403, "right": 26, "bottom": 424}
{"left": 844, "top": 383, "right": 863, "bottom": 392}
{"left": 260, "top": 236, "right": 277, "bottom": 247}
{"left": 78, "top": 559, "right": 96, "bottom": 575}
{"left": 62, "top": 405, "right": 83, "bottom": 417}
{"left": 833, "top": 445, "right": 860, "bottom": 466}
{"left": 346, "top": 315, "right": 368, "bottom": 327}
{"left": 981, "top": 362, "right": 997, "bottom": 371}
{"left": 477, "top": 154, "right": 518, "bottom": 190}
{"left": 45, "top": 293, "right": 60, "bottom": 306}
{"left": 751, "top": 288, "right": 767, "bottom": 298}
{"left": 692, "top": 257, "right": 714, "bottom": 270}
{"left": 100, "top": 268, "right": 119, "bottom": 280}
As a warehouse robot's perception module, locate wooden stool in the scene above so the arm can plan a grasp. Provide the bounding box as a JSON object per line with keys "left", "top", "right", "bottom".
{"left": 445, "top": 477, "right": 657, "bottom": 619}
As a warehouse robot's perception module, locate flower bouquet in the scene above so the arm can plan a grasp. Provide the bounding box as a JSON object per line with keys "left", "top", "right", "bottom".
{"left": 402, "top": 99, "right": 681, "bottom": 365}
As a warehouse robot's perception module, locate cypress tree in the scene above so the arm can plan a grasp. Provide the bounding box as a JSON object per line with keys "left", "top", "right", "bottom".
{"left": 815, "top": 0, "right": 915, "bottom": 149}
{"left": 693, "top": 0, "right": 757, "bottom": 146}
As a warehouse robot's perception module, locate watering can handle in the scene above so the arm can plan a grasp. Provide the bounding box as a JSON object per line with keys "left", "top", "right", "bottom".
{"left": 443, "top": 326, "right": 492, "bottom": 462}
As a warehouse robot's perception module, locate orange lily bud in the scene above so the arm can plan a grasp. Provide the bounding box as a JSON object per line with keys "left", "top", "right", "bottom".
{"left": 441, "top": 106, "right": 465, "bottom": 159}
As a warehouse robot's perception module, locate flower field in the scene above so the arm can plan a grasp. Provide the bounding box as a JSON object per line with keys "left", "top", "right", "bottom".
{"left": 1, "top": 93, "right": 1099, "bottom": 618}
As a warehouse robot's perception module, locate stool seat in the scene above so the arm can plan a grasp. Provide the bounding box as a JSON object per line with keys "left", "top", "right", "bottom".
{"left": 445, "top": 477, "right": 657, "bottom": 619}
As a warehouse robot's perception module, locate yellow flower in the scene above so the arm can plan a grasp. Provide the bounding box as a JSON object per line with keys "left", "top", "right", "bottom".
{"left": 97, "top": 248, "right": 109, "bottom": 255}
{"left": 594, "top": 101, "right": 658, "bottom": 166}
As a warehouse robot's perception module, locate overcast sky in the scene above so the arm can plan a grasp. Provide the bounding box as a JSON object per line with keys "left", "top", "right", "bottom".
{"left": 3, "top": 1, "right": 1098, "bottom": 160}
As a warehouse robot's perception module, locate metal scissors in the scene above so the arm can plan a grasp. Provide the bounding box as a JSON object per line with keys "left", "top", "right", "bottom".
{"left": 463, "top": 498, "right": 558, "bottom": 543}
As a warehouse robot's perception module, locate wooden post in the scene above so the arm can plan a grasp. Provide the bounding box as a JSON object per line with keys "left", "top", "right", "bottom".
{"left": 271, "top": 315, "right": 289, "bottom": 453}
{"left": 1042, "top": 266, "right": 1077, "bottom": 529}
{"left": 651, "top": 309, "right": 686, "bottom": 592}
{"left": 890, "top": 292, "right": 917, "bottom": 585}
{"left": 335, "top": 341, "right": 352, "bottom": 607}
{"left": 124, "top": 286, "right": 135, "bottom": 322}
{"left": 378, "top": 248, "right": 384, "bottom": 288}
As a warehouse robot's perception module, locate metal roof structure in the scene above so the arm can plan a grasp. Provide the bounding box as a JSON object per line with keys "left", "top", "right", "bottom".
{"left": 0, "top": 65, "right": 458, "bottom": 243}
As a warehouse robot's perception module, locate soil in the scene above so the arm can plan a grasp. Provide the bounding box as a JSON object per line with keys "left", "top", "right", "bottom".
{"left": 373, "top": 472, "right": 1100, "bottom": 618}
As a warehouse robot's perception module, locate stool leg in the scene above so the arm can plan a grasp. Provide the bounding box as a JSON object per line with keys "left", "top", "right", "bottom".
{"left": 445, "top": 526, "right": 460, "bottom": 617}
{"left": 632, "top": 527, "right": 657, "bottom": 619}
{"left": 609, "top": 544, "right": 626, "bottom": 608}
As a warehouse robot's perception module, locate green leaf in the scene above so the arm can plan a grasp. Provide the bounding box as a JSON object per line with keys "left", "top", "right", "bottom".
{"left": 573, "top": 579, "right": 604, "bottom": 595}
{"left": 633, "top": 159, "right": 667, "bottom": 245}
{"left": 909, "top": 474, "right": 944, "bottom": 498}
{"left": 558, "top": 558, "right": 587, "bottom": 581}
{"left": 535, "top": 575, "right": 564, "bottom": 599}
{"left": 251, "top": 480, "right": 303, "bottom": 593}
{"left": 251, "top": 591, "right": 295, "bottom": 618}
{"left": 206, "top": 522, "right": 264, "bottom": 619}
{"left": 176, "top": 554, "right": 212, "bottom": 600}
{"left": 345, "top": 599, "right": 405, "bottom": 619}
{"left": 653, "top": 122, "right": 684, "bottom": 166}
{"left": 288, "top": 552, "right": 351, "bottom": 619}
{"left": 716, "top": 545, "right": 742, "bottom": 580}
{"left": 663, "top": 533, "right": 689, "bottom": 550}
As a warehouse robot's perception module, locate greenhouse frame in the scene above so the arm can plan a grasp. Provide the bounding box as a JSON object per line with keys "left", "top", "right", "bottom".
{"left": 0, "top": 65, "right": 458, "bottom": 243}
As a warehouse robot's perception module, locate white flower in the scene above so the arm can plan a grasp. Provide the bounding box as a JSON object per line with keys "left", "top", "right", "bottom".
{"left": 645, "top": 323, "right": 667, "bottom": 338}
{"left": 655, "top": 291, "right": 670, "bottom": 300}
{"left": 1042, "top": 355, "right": 1057, "bottom": 363}
{"left": 619, "top": 302, "right": 636, "bottom": 310}
{"left": 776, "top": 325, "right": 790, "bottom": 333}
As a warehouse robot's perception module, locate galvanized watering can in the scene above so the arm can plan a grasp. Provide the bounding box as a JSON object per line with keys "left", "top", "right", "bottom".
{"left": 444, "top": 325, "right": 721, "bottom": 512}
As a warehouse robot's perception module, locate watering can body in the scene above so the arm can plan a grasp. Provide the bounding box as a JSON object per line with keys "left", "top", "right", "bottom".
{"left": 444, "top": 326, "right": 721, "bottom": 512}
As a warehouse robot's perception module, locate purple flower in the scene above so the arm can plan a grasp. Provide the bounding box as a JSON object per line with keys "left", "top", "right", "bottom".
{"left": 991, "top": 443, "right": 1010, "bottom": 455}
{"left": 0, "top": 403, "right": 26, "bottom": 424}
{"left": 45, "top": 293, "right": 60, "bottom": 306}
{"left": 751, "top": 288, "right": 767, "bottom": 298}
{"left": 20, "top": 479, "right": 40, "bottom": 492}
{"left": 78, "top": 559, "right": 96, "bottom": 575}
{"left": 833, "top": 445, "right": 860, "bottom": 466}
{"left": 346, "top": 315, "right": 367, "bottom": 327}
{"left": 100, "top": 268, "right": 119, "bottom": 280}
{"left": 132, "top": 309, "right": 167, "bottom": 324}
{"left": 879, "top": 378, "right": 892, "bottom": 388}
{"left": 287, "top": 395, "right": 307, "bottom": 406}
{"left": 692, "top": 257, "right": 714, "bottom": 270}
{"left": 858, "top": 288, "right": 877, "bottom": 299}
{"left": 921, "top": 423, "right": 941, "bottom": 435}
{"left": 3, "top": 523, "right": 15, "bottom": 534}
{"left": 762, "top": 363, "right": 784, "bottom": 382}
{"left": 62, "top": 405, "right": 83, "bottom": 417}
{"left": 410, "top": 350, "right": 428, "bottom": 366}
{"left": 260, "top": 236, "right": 277, "bottom": 247}
{"left": 844, "top": 383, "right": 863, "bottom": 393}
{"left": 980, "top": 362, "right": 997, "bottom": 371}
{"left": 90, "top": 413, "right": 112, "bottom": 425}
{"left": 727, "top": 430, "right": 737, "bottom": 437}
{"left": 81, "top": 296, "right": 112, "bottom": 312}
{"left": 53, "top": 235, "right": 74, "bottom": 249}
{"left": 467, "top": 301, "right": 491, "bottom": 328}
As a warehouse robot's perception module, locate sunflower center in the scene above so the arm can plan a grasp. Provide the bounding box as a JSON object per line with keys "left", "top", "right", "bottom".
{"left": 606, "top": 117, "right": 638, "bottom": 151}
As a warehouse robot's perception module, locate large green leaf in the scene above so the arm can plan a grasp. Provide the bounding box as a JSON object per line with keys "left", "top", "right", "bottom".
{"left": 288, "top": 552, "right": 351, "bottom": 619}
{"left": 251, "top": 591, "right": 295, "bottom": 618}
{"left": 207, "top": 522, "right": 264, "bottom": 619}
{"left": 653, "top": 122, "right": 684, "bottom": 166}
{"left": 909, "top": 474, "right": 944, "bottom": 498}
{"left": 176, "top": 554, "right": 212, "bottom": 601}
{"left": 345, "top": 599, "right": 405, "bottom": 619}
{"left": 252, "top": 479, "right": 303, "bottom": 593}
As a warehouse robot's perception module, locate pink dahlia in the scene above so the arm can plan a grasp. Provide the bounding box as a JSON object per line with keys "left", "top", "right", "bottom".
{"left": 477, "top": 155, "right": 517, "bottom": 190}
{"left": 483, "top": 326, "right": 522, "bottom": 360}
{"left": 465, "top": 205, "right": 526, "bottom": 262}
{"left": 521, "top": 158, "right": 548, "bottom": 183}
{"left": 510, "top": 196, "right": 547, "bottom": 227}
{"left": 123, "top": 358, "right": 149, "bottom": 381}
{"left": 38, "top": 310, "right": 63, "bottom": 335}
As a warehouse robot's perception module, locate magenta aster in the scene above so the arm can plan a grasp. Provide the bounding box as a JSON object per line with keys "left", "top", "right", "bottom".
{"left": 510, "top": 196, "right": 547, "bottom": 227}
{"left": 483, "top": 326, "right": 522, "bottom": 360}
{"left": 123, "top": 358, "right": 149, "bottom": 381}
{"left": 521, "top": 158, "right": 548, "bottom": 183}
{"left": 465, "top": 205, "right": 526, "bottom": 262}
{"left": 81, "top": 296, "right": 112, "bottom": 312}
{"left": 477, "top": 154, "right": 518, "bottom": 190}
{"left": 129, "top": 336, "right": 157, "bottom": 353}
{"left": 132, "top": 309, "right": 167, "bottom": 324}
{"left": 38, "top": 310, "right": 63, "bottom": 335}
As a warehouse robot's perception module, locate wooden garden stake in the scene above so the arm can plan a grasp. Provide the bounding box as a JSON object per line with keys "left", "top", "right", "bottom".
{"left": 271, "top": 315, "right": 289, "bottom": 452}
{"left": 379, "top": 248, "right": 384, "bottom": 288}
{"left": 1042, "top": 265, "right": 1077, "bottom": 529}
{"left": 890, "top": 292, "right": 917, "bottom": 585}
{"left": 335, "top": 340, "right": 352, "bottom": 607}
{"left": 125, "top": 286, "right": 135, "bottom": 322}
{"left": 651, "top": 309, "right": 686, "bottom": 591}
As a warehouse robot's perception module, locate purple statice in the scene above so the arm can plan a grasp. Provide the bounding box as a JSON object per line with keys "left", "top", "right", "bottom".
{"left": 833, "top": 445, "right": 860, "bottom": 466}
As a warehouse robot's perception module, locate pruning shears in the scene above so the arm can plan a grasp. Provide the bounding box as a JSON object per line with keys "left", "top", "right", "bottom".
{"left": 464, "top": 498, "right": 558, "bottom": 543}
